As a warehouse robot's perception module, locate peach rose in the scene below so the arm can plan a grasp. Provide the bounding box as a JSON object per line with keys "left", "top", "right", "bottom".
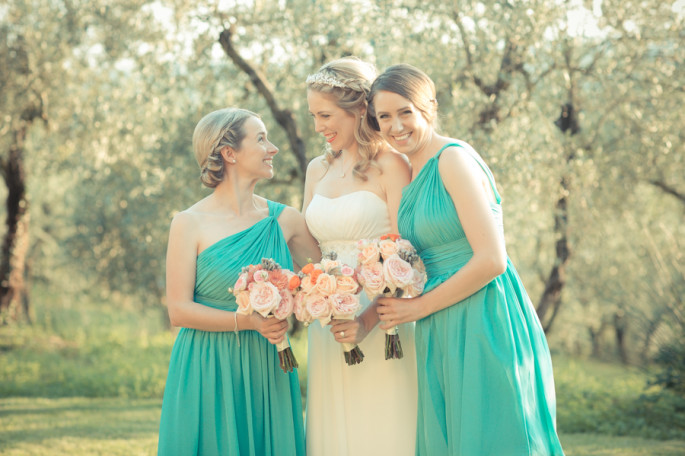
{"left": 358, "top": 262, "right": 386, "bottom": 299}
{"left": 305, "top": 293, "right": 332, "bottom": 325}
{"left": 268, "top": 269, "right": 290, "bottom": 290}
{"left": 288, "top": 274, "right": 301, "bottom": 291}
{"left": 233, "top": 272, "right": 248, "bottom": 292}
{"left": 320, "top": 258, "right": 340, "bottom": 273}
{"left": 406, "top": 269, "right": 426, "bottom": 298}
{"left": 253, "top": 269, "right": 270, "bottom": 283}
{"left": 340, "top": 264, "right": 355, "bottom": 277}
{"left": 249, "top": 281, "right": 281, "bottom": 317}
{"left": 358, "top": 243, "right": 380, "bottom": 266}
{"left": 273, "top": 289, "right": 295, "bottom": 320}
{"left": 315, "top": 272, "right": 337, "bottom": 295}
{"left": 235, "top": 291, "right": 251, "bottom": 315}
{"left": 336, "top": 275, "right": 360, "bottom": 295}
{"left": 379, "top": 239, "right": 399, "bottom": 260}
{"left": 330, "top": 293, "right": 361, "bottom": 317}
{"left": 293, "top": 292, "right": 312, "bottom": 325}
{"left": 383, "top": 254, "right": 414, "bottom": 291}
{"left": 300, "top": 275, "right": 317, "bottom": 294}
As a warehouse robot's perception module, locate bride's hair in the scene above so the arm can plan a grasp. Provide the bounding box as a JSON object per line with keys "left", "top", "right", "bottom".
{"left": 192, "top": 108, "right": 258, "bottom": 188}
{"left": 306, "top": 57, "right": 383, "bottom": 181}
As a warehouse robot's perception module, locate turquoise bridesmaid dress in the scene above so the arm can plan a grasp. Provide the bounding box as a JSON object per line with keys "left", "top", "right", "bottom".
{"left": 157, "top": 200, "right": 305, "bottom": 456}
{"left": 398, "top": 143, "right": 564, "bottom": 456}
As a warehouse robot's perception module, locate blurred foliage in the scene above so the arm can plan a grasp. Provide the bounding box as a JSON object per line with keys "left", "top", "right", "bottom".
{"left": 649, "top": 340, "right": 685, "bottom": 395}
{"left": 0, "top": 0, "right": 682, "bottom": 362}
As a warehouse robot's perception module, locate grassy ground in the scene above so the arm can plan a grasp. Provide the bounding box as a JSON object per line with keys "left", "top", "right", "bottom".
{"left": 1, "top": 294, "right": 684, "bottom": 454}
{"left": 1, "top": 397, "right": 684, "bottom": 455}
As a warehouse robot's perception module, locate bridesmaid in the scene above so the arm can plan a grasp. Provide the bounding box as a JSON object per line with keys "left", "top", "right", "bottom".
{"left": 157, "top": 108, "right": 320, "bottom": 456}
{"left": 370, "top": 64, "right": 565, "bottom": 455}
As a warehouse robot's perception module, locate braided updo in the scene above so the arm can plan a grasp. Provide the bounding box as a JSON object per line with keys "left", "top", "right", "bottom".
{"left": 306, "top": 57, "right": 384, "bottom": 180}
{"left": 192, "top": 108, "right": 258, "bottom": 188}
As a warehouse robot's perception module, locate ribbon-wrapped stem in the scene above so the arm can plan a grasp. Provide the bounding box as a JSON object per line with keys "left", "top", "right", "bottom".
{"left": 384, "top": 288, "right": 405, "bottom": 360}
{"left": 338, "top": 314, "right": 365, "bottom": 366}
{"left": 276, "top": 338, "right": 299, "bottom": 373}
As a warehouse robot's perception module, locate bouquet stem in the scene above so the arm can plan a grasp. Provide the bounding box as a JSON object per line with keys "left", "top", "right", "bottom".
{"left": 342, "top": 342, "right": 365, "bottom": 366}
{"left": 384, "top": 326, "right": 404, "bottom": 360}
{"left": 276, "top": 339, "right": 299, "bottom": 373}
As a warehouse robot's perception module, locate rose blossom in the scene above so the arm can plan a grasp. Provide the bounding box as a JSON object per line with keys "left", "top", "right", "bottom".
{"left": 268, "top": 269, "right": 290, "bottom": 289}
{"left": 305, "top": 293, "right": 332, "bottom": 325}
{"left": 330, "top": 293, "right": 361, "bottom": 317}
{"left": 299, "top": 275, "right": 317, "bottom": 294}
{"left": 379, "top": 239, "right": 399, "bottom": 260}
{"left": 358, "top": 262, "right": 386, "bottom": 299}
{"left": 249, "top": 281, "right": 281, "bottom": 317}
{"left": 383, "top": 254, "right": 415, "bottom": 290}
{"left": 253, "top": 269, "right": 270, "bottom": 283}
{"left": 406, "top": 269, "right": 426, "bottom": 298}
{"left": 336, "top": 275, "right": 360, "bottom": 295}
{"left": 320, "top": 258, "right": 340, "bottom": 273}
{"left": 340, "top": 264, "right": 355, "bottom": 277}
{"left": 294, "top": 292, "right": 312, "bottom": 325}
{"left": 315, "top": 273, "right": 337, "bottom": 295}
{"left": 235, "top": 291, "right": 251, "bottom": 315}
{"left": 358, "top": 243, "right": 380, "bottom": 266}
{"left": 233, "top": 273, "right": 248, "bottom": 292}
{"left": 273, "top": 289, "right": 295, "bottom": 320}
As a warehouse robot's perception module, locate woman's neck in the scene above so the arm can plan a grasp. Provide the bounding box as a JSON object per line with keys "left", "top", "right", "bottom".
{"left": 212, "top": 176, "right": 260, "bottom": 216}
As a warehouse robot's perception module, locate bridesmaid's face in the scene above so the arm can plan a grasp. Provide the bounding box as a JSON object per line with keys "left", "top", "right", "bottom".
{"left": 373, "top": 90, "right": 432, "bottom": 158}
{"left": 234, "top": 116, "right": 279, "bottom": 179}
{"left": 307, "top": 90, "right": 360, "bottom": 154}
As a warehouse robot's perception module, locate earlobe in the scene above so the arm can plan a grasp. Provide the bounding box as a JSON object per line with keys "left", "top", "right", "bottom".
{"left": 220, "top": 146, "right": 237, "bottom": 164}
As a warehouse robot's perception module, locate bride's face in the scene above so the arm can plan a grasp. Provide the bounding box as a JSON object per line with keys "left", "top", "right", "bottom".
{"left": 307, "top": 90, "right": 360, "bottom": 154}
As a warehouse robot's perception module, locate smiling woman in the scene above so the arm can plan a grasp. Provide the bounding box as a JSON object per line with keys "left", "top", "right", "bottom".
{"left": 301, "top": 58, "right": 417, "bottom": 456}
{"left": 156, "top": 107, "right": 320, "bottom": 456}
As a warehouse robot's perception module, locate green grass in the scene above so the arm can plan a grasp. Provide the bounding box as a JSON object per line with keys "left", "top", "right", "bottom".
{"left": 1, "top": 293, "right": 684, "bottom": 454}
{"left": 1, "top": 398, "right": 684, "bottom": 455}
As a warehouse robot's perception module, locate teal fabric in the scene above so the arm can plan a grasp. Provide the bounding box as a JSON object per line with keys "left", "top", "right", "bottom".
{"left": 398, "top": 144, "right": 564, "bottom": 456}
{"left": 157, "top": 200, "right": 305, "bottom": 456}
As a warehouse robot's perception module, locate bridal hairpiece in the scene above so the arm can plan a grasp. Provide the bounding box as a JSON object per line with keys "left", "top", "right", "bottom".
{"left": 306, "top": 72, "right": 348, "bottom": 89}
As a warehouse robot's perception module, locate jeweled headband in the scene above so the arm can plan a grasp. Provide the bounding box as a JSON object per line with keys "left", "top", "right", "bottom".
{"left": 305, "top": 72, "right": 348, "bottom": 89}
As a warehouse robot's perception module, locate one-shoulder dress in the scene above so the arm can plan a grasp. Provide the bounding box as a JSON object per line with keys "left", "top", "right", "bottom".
{"left": 157, "top": 200, "right": 305, "bottom": 456}
{"left": 398, "top": 143, "right": 564, "bottom": 456}
{"left": 305, "top": 190, "right": 418, "bottom": 456}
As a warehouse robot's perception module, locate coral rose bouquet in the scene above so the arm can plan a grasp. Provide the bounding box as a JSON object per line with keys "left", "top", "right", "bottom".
{"left": 357, "top": 234, "right": 426, "bottom": 360}
{"left": 229, "top": 258, "right": 301, "bottom": 373}
{"left": 294, "top": 254, "right": 365, "bottom": 366}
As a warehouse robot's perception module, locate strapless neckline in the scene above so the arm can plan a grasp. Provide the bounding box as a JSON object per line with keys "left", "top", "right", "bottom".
{"left": 312, "top": 190, "right": 387, "bottom": 206}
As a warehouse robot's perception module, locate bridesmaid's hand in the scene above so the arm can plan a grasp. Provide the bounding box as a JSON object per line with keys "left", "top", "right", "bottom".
{"left": 249, "top": 314, "right": 289, "bottom": 344}
{"left": 376, "top": 296, "right": 425, "bottom": 330}
{"left": 330, "top": 317, "right": 369, "bottom": 345}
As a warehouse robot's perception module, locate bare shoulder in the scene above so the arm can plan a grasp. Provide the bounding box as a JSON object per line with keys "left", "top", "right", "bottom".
{"left": 168, "top": 208, "right": 201, "bottom": 242}
{"left": 438, "top": 140, "right": 481, "bottom": 176}
{"left": 305, "top": 155, "right": 329, "bottom": 182}
{"left": 376, "top": 147, "right": 411, "bottom": 180}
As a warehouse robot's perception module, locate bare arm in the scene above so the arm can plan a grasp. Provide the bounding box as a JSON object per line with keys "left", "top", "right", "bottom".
{"left": 279, "top": 206, "right": 322, "bottom": 268}
{"left": 377, "top": 145, "right": 507, "bottom": 329}
{"left": 165, "top": 211, "right": 288, "bottom": 342}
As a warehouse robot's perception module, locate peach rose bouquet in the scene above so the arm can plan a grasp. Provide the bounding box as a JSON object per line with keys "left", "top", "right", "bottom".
{"left": 229, "top": 258, "right": 301, "bottom": 373}
{"left": 357, "top": 234, "right": 426, "bottom": 360}
{"left": 294, "top": 254, "right": 365, "bottom": 365}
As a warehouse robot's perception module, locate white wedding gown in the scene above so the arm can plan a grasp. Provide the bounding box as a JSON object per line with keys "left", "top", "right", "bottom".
{"left": 305, "top": 190, "right": 418, "bottom": 456}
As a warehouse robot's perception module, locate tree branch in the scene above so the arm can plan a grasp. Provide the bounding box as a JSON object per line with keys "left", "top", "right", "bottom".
{"left": 218, "top": 24, "right": 307, "bottom": 177}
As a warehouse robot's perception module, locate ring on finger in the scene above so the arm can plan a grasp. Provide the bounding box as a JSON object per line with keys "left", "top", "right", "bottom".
{"left": 340, "top": 330, "right": 345, "bottom": 337}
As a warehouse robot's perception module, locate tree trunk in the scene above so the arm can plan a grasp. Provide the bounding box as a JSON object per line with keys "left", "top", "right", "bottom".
{"left": 0, "top": 123, "right": 30, "bottom": 322}
{"left": 536, "top": 103, "right": 578, "bottom": 332}
{"left": 614, "top": 311, "right": 629, "bottom": 364}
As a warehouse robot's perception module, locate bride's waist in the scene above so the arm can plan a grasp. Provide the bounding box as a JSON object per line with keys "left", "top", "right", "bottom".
{"left": 319, "top": 240, "right": 359, "bottom": 266}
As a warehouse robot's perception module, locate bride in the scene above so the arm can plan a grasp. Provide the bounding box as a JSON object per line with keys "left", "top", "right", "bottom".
{"left": 302, "top": 57, "right": 418, "bottom": 456}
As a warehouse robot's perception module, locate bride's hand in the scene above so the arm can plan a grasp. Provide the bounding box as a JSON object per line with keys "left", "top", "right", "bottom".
{"left": 330, "top": 317, "right": 369, "bottom": 344}
{"left": 248, "top": 314, "right": 289, "bottom": 344}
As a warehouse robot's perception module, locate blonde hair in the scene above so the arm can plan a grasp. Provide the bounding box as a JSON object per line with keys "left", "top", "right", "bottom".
{"left": 306, "top": 57, "right": 383, "bottom": 180}
{"left": 368, "top": 63, "right": 439, "bottom": 131}
{"left": 192, "top": 108, "right": 258, "bottom": 188}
